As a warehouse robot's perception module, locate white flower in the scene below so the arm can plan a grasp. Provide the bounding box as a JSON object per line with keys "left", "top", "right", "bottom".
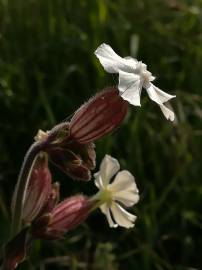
{"left": 95, "top": 43, "right": 176, "bottom": 121}
{"left": 94, "top": 155, "right": 139, "bottom": 228}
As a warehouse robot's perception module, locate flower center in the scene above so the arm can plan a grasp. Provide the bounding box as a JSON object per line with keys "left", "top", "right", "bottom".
{"left": 98, "top": 189, "right": 113, "bottom": 205}
{"left": 135, "top": 61, "right": 155, "bottom": 86}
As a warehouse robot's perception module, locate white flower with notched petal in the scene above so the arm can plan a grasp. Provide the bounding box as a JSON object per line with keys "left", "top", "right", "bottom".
{"left": 94, "top": 155, "right": 139, "bottom": 228}
{"left": 95, "top": 43, "right": 176, "bottom": 121}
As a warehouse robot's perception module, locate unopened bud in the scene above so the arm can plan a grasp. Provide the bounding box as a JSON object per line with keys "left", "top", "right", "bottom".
{"left": 40, "top": 182, "right": 60, "bottom": 215}
{"left": 33, "top": 195, "right": 93, "bottom": 240}
{"left": 48, "top": 141, "right": 96, "bottom": 181}
{"left": 34, "top": 88, "right": 127, "bottom": 181}
{"left": 11, "top": 154, "right": 52, "bottom": 224}
{"left": 69, "top": 87, "right": 128, "bottom": 144}
{"left": 37, "top": 123, "right": 95, "bottom": 181}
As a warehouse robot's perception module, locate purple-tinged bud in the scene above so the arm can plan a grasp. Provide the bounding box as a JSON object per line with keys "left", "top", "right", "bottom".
{"left": 39, "top": 182, "right": 60, "bottom": 215}
{"left": 49, "top": 141, "right": 95, "bottom": 181}
{"left": 32, "top": 214, "right": 52, "bottom": 239}
{"left": 69, "top": 87, "right": 128, "bottom": 144}
{"left": 35, "top": 124, "right": 96, "bottom": 181}
{"left": 12, "top": 154, "right": 52, "bottom": 224}
{"left": 34, "top": 87, "right": 127, "bottom": 181}
{"left": 33, "top": 195, "right": 93, "bottom": 240}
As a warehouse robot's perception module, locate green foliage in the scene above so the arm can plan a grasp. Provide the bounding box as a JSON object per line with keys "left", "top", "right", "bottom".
{"left": 0, "top": 0, "right": 202, "bottom": 269}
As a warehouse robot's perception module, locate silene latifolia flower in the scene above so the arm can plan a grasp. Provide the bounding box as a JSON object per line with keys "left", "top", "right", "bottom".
{"left": 95, "top": 43, "right": 176, "bottom": 121}
{"left": 93, "top": 155, "right": 139, "bottom": 228}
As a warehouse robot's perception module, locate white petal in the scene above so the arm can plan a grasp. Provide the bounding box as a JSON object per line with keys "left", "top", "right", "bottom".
{"left": 146, "top": 83, "right": 175, "bottom": 121}
{"left": 113, "top": 191, "right": 139, "bottom": 207}
{"left": 97, "top": 155, "right": 120, "bottom": 187}
{"left": 118, "top": 70, "right": 142, "bottom": 106}
{"left": 95, "top": 43, "right": 138, "bottom": 73}
{"left": 109, "top": 170, "right": 139, "bottom": 207}
{"left": 111, "top": 203, "right": 136, "bottom": 228}
{"left": 121, "top": 56, "right": 138, "bottom": 72}
{"left": 100, "top": 203, "right": 118, "bottom": 228}
{"left": 146, "top": 83, "right": 175, "bottom": 105}
{"left": 159, "top": 104, "right": 175, "bottom": 121}
{"left": 154, "top": 86, "right": 176, "bottom": 103}
{"left": 94, "top": 174, "right": 104, "bottom": 190}
{"left": 95, "top": 43, "right": 125, "bottom": 73}
{"left": 109, "top": 170, "right": 137, "bottom": 193}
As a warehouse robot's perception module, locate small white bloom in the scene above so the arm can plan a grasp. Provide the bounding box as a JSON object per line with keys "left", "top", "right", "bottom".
{"left": 95, "top": 43, "right": 176, "bottom": 121}
{"left": 94, "top": 155, "right": 139, "bottom": 228}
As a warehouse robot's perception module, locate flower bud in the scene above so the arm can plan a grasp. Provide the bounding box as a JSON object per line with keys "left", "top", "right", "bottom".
{"left": 12, "top": 154, "right": 52, "bottom": 224}
{"left": 33, "top": 195, "right": 93, "bottom": 240}
{"left": 39, "top": 182, "right": 60, "bottom": 215}
{"left": 36, "top": 123, "right": 96, "bottom": 181}
{"left": 34, "top": 88, "right": 127, "bottom": 181}
{"left": 49, "top": 141, "right": 96, "bottom": 181}
{"left": 69, "top": 87, "right": 128, "bottom": 144}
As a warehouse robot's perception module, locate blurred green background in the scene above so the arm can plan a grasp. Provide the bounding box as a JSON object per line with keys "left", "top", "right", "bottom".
{"left": 0, "top": 0, "right": 202, "bottom": 269}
